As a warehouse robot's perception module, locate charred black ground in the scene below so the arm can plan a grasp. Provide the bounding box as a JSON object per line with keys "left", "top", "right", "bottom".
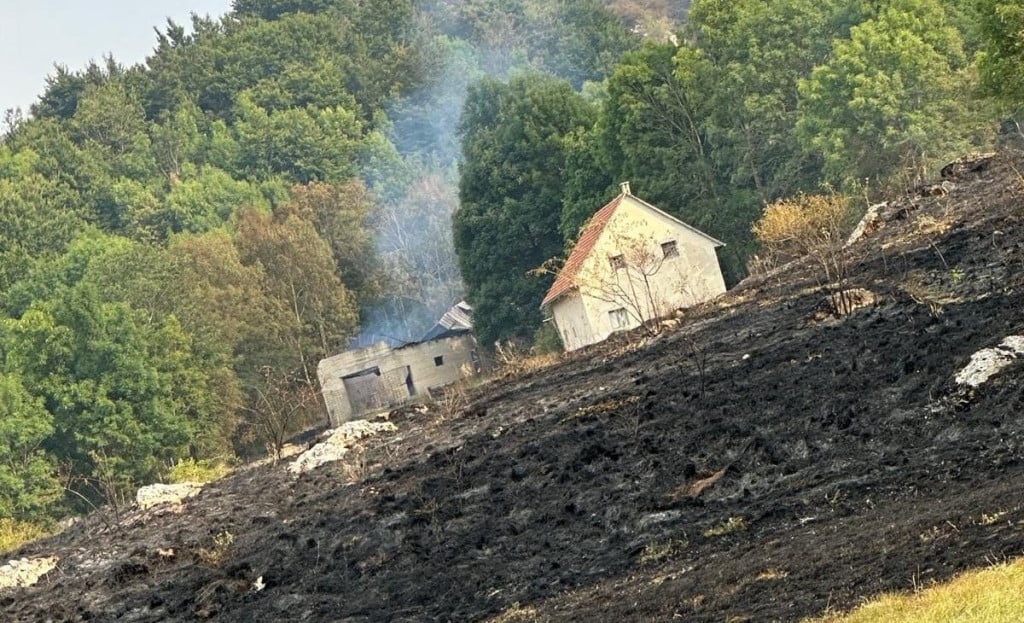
{"left": 3, "top": 152, "right": 1024, "bottom": 622}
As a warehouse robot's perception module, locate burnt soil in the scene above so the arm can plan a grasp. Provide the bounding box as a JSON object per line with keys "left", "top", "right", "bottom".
{"left": 4, "top": 153, "right": 1024, "bottom": 622}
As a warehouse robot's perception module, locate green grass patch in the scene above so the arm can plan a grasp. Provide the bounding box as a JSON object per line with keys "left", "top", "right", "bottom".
{"left": 809, "top": 559, "right": 1024, "bottom": 622}
{"left": 166, "top": 458, "right": 235, "bottom": 484}
{"left": 0, "top": 519, "right": 51, "bottom": 555}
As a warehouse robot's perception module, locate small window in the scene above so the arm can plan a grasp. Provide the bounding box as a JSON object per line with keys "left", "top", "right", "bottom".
{"left": 661, "top": 240, "right": 679, "bottom": 258}
{"left": 609, "top": 308, "right": 630, "bottom": 329}
{"left": 609, "top": 254, "right": 625, "bottom": 270}
{"left": 434, "top": 356, "right": 444, "bottom": 367}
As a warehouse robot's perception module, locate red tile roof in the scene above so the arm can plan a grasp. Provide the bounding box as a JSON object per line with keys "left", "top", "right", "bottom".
{"left": 540, "top": 195, "right": 623, "bottom": 307}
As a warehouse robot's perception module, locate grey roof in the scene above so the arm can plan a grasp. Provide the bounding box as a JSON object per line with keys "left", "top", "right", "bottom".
{"left": 421, "top": 301, "right": 473, "bottom": 341}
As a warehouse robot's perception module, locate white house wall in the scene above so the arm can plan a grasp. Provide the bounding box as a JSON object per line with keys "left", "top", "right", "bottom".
{"left": 317, "top": 334, "right": 477, "bottom": 425}
{"left": 551, "top": 291, "right": 595, "bottom": 352}
{"left": 557, "top": 196, "right": 726, "bottom": 351}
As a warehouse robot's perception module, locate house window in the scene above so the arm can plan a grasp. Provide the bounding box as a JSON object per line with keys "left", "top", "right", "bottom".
{"left": 434, "top": 356, "right": 444, "bottom": 367}
{"left": 609, "top": 253, "right": 625, "bottom": 270}
{"left": 609, "top": 308, "right": 630, "bottom": 329}
{"left": 661, "top": 240, "right": 679, "bottom": 258}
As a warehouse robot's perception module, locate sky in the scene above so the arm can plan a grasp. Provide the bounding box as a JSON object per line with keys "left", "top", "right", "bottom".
{"left": 0, "top": 0, "right": 233, "bottom": 114}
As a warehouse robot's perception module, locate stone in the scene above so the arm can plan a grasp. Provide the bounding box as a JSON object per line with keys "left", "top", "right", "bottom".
{"left": 288, "top": 420, "right": 397, "bottom": 475}
{"left": 955, "top": 336, "right": 1024, "bottom": 388}
{"left": 0, "top": 556, "right": 59, "bottom": 590}
{"left": 136, "top": 482, "right": 203, "bottom": 511}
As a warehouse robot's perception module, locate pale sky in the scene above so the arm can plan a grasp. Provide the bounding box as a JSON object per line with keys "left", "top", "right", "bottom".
{"left": 0, "top": 0, "right": 233, "bottom": 114}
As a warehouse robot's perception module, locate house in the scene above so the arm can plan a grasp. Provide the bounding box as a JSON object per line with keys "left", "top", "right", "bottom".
{"left": 541, "top": 183, "right": 726, "bottom": 351}
{"left": 317, "top": 301, "right": 479, "bottom": 425}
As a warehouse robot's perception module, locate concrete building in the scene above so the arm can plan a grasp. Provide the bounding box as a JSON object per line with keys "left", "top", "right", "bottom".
{"left": 318, "top": 302, "right": 478, "bottom": 425}
{"left": 541, "top": 183, "right": 726, "bottom": 351}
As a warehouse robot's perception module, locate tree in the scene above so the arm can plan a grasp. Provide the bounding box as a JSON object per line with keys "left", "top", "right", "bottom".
{"left": 561, "top": 228, "right": 678, "bottom": 333}
{"left": 164, "top": 166, "right": 269, "bottom": 235}
{"left": 239, "top": 365, "right": 318, "bottom": 460}
{"left": 454, "top": 73, "right": 595, "bottom": 347}
{"left": 235, "top": 207, "right": 359, "bottom": 384}
{"left": 797, "top": 0, "right": 984, "bottom": 188}
{"left": 282, "top": 180, "right": 382, "bottom": 303}
{"left": 370, "top": 172, "right": 464, "bottom": 338}
{"left": 0, "top": 374, "right": 61, "bottom": 520}
{"left": 977, "top": 0, "right": 1024, "bottom": 120}
{"left": 233, "top": 94, "right": 365, "bottom": 183}
{"left": 2, "top": 286, "right": 206, "bottom": 507}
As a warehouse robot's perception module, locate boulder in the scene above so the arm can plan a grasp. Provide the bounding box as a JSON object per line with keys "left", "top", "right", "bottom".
{"left": 136, "top": 482, "right": 203, "bottom": 511}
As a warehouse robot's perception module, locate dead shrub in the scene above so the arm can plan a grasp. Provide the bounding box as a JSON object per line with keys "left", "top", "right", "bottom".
{"left": 198, "top": 529, "right": 234, "bottom": 567}
{"left": 434, "top": 382, "right": 469, "bottom": 421}
{"left": 752, "top": 194, "right": 857, "bottom": 284}
{"left": 494, "top": 340, "right": 560, "bottom": 376}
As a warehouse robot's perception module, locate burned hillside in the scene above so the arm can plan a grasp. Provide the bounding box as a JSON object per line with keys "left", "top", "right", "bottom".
{"left": 2, "top": 152, "right": 1024, "bottom": 621}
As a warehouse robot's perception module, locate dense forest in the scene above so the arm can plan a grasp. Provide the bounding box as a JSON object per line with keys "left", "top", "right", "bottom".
{"left": 0, "top": 0, "right": 1020, "bottom": 524}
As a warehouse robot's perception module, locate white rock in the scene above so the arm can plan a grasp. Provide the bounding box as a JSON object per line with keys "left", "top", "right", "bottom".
{"left": 955, "top": 336, "right": 1024, "bottom": 387}
{"left": 136, "top": 482, "right": 203, "bottom": 510}
{"left": 288, "top": 420, "right": 397, "bottom": 475}
{"left": 0, "top": 556, "right": 59, "bottom": 590}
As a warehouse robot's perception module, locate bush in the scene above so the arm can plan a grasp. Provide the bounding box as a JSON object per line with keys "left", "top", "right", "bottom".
{"left": 531, "top": 321, "right": 564, "bottom": 355}
{"left": 751, "top": 194, "right": 857, "bottom": 283}
{"left": 0, "top": 518, "right": 51, "bottom": 554}
{"left": 166, "top": 458, "right": 235, "bottom": 484}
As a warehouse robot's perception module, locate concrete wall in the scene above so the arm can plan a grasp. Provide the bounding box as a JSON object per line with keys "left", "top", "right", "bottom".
{"left": 552, "top": 196, "right": 726, "bottom": 352}
{"left": 318, "top": 333, "right": 478, "bottom": 425}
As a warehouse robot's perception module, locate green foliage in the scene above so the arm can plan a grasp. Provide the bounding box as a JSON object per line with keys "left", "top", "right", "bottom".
{"left": 1, "top": 288, "right": 201, "bottom": 504}
{"left": 0, "top": 169, "right": 88, "bottom": 295}
{"left": 531, "top": 321, "right": 564, "bottom": 355}
{"left": 165, "top": 167, "right": 269, "bottom": 235}
{"left": 233, "top": 94, "right": 365, "bottom": 183}
{"left": 797, "top": 0, "right": 981, "bottom": 188}
{"left": 455, "top": 73, "right": 595, "bottom": 347}
{"left": 0, "top": 374, "right": 61, "bottom": 520}
{"left": 977, "top": 0, "right": 1024, "bottom": 115}
{"left": 235, "top": 206, "right": 360, "bottom": 380}
{"left": 166, "top": 458, "right": 235, "bottom": 484}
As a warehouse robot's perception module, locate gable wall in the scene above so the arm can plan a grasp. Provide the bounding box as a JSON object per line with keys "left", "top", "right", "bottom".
{"left": 562, "top": 197, "right": 725, "bottom": 349}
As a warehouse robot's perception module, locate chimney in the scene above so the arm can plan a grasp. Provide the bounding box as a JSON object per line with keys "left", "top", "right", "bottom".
{"left": 620, "top": 181, "right": 631, "bottom": 196}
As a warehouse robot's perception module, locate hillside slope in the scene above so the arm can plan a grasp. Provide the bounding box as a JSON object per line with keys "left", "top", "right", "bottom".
{"left": 2, "top": 152, "right": 1023, "bottom": 621}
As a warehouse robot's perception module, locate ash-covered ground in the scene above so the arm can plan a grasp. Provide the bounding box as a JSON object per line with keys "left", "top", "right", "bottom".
{"left": 3, "top": 153, "right": 1024, "bottom": 622}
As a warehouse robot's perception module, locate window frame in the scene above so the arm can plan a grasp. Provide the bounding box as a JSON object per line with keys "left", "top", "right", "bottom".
{"left": 608, "top": 307, "right": 630, "bottom": 330}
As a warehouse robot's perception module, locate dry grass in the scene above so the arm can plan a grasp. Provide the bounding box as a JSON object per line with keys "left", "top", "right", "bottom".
{"left": 0, "top": 519, "right": 51, "bottom": 555}
{"left": 485, "top": 602, "right": 539, "bottom": 622}
{"left": 639, "top": 538, "right": 689, "bottom": 566}
{"left": 435, "top": 382, "right": 470, "bottom": 421}
{"left": 757, "top": 568, "right": 789, "bottom": 581}
{"left": 703, "top": 516, "right": 747, "bottom": 538}
{"left": 807, "top": 559, "right": 1024, "bottom": 623}
{"left": 494, "top": 341, "right": 561, "bottom": 376}
{"left": 197, "top": 529, "right": 235, "bottom": 567}
{"left": 564, "top": 394, "right": 640, "bottom": 421}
